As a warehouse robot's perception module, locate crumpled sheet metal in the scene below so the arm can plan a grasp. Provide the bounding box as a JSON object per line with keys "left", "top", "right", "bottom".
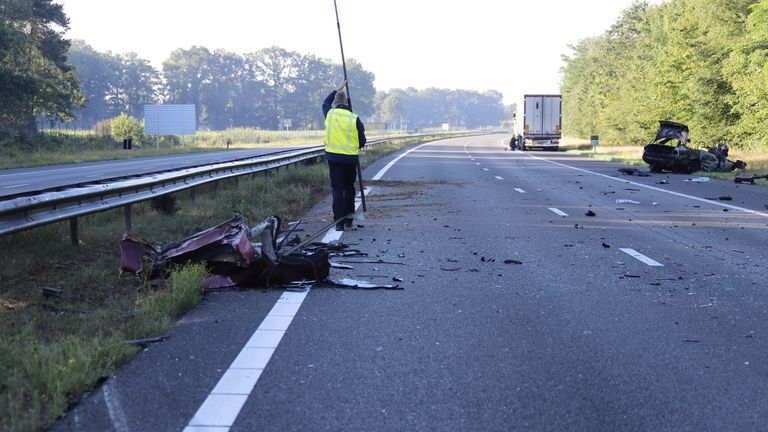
{"left": 120, "top": 214, "right": 328, "bottom": 289}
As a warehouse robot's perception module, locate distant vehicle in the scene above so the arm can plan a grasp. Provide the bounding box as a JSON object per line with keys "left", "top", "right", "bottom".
{"left": 514, "top": 94, "right": 562, "bottom": 151}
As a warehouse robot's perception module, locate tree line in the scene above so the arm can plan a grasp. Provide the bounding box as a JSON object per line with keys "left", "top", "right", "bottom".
{"left": 2, "top": 0, "right": 508, "bottom": 139}
{"left": 560, "top": 0, "right": 768, "bottom": 149}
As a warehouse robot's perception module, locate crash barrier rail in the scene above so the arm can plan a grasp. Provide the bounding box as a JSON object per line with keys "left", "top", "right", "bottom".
{"left": 0, "top": 132, "right": 484, "bottom": 243}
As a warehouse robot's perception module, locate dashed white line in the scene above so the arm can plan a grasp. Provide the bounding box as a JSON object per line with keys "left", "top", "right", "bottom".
{"left": 482, "top": 168, "right": 489, "bottom": 172}
{"left": 514, "top": 188, "right": 526, "bottom": 194}
{"left": 495, "top": 176, "right": 504, "bottom": 180}
{"left": 548, "top": 208, "right": 568, "bottom": 217}
{"left": 620, "top": 248, "right": 664, "bottom": 267}
{"left": 474, "top": 162, "right": 480, "bottom": 165}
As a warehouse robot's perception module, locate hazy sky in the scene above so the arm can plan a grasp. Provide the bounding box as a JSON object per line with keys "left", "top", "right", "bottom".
{"left": 58, "top": 0, "right": 661, "bottom": 104}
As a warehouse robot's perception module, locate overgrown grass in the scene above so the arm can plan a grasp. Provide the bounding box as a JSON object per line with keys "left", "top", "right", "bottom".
{"left": 0, "top": 137, "right": 422, "bottom": 431}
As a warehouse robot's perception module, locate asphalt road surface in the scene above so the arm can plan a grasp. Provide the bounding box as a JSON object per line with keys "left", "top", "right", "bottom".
{"left": 54, "top": 134, "right": 768, "bottom": 431}
{"left": 0, "top": 147, "right": 300, "bottom": 198}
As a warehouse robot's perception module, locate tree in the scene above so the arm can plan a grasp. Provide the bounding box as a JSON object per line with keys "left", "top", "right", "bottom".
{"left": 0, "top": 0, "right": 83, "bottom": 134}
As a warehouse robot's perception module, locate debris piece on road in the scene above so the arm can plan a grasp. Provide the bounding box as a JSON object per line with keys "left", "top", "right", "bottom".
{"left": 440, "top": 267, "right": 461, "bottom": 272}
{"left": 685, "top": 177, "right": 710, "bottom": 183}
{"left": 42, "top": 287, "right": 62, "bottom": 299}
{"left": 601, "top": 242, "right": 611, "bottom": 248}
{"left": 616, "top": 199, "right": 641, "bottom": 204}
{"left": 329, "top": 261, "right": 354, "bottom": 269}
{"left": 682, "top": 339, "right": 702, "bottom": 343}
{"left": 126, "top": 336, "right": 168, "bottom": 347}
{"left": 326, "top": 278, "right": 402, "bottom": 290}
{"left": 585, "top": 210, "right": 596, "bottom": 217}
{"left": 623, "top": 273, "right": 641, "bottom": 278}
{"left": 392, "top": 277, "right": 404, "bottom": 282}
{"left": 120, "top": 214, "right": 330, "bottom": 289}
{"left": 657, "top": 179, "right": 669, "bottom": 185}
{"left": 503, "top": 259, "right": 523, "bottom": 265}
{"left": 718, "top": 196, "right": 733, "bottom": 201}
{"left": 734, "top": 173, "right": 768, "bottom": 184}
{"left": 618, "top": 168, "right": 651, "bottom": 177}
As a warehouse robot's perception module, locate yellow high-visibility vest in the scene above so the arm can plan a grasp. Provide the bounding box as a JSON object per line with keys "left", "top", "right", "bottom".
{"left": 324, "top": 108, "right": 360, "bottom": 155}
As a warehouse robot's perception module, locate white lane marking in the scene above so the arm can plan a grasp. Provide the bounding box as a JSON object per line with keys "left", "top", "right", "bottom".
{"left": 2, "top": 183, "right": 28, "bottom": 189}
{"left": 475, "top": 162, "right": 481, "bottom": 166}
{"left": 514, "top": 188, "right": 526, "bottom": 194}
{"left": 102, "top": 378, "right": 129, "bottom": 432}
{"left": 372, "top": 142, "right": 434, "bottom": 181}
{"left": 482, "top": 168, "right": 490, "bottom": 172}
{"left": 185, "top": 189, "right": 367, "bottom": 431}
{"left": 495, "top": 176, "right": 504, "bottom": 180}
{"left": 549, "top": 208, "right": 568, "bottom": 217}
{"left": 523, "top": 153, "right": 768, "bottom": 218}
{"left": 620, "top": 248, "right": 664, "bottom": 267}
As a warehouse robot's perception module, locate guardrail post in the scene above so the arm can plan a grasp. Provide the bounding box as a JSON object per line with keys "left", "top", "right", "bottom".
{"left": 213, "top": 182, "right": 219, "bottom": 198}
{"left": 124, "top": 205, "right": 132, "bottom": 231}
{"left": 69, "top": 217, "right": 79, "bottom": 246}
{"left": 190, "top": 187, "right": 196, "bottom": 205}
{"left": 234, "top": 176, "right": 239, "bottom": 191}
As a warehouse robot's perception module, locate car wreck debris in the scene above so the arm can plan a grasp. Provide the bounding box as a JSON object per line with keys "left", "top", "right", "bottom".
{"left": 734, "top": 174, "right": 768, "bottom": 185}
{"left": 120, "top": 214, "right": 330, "bottom": 289}
{"left": 643, "top": 121, "right": 746, "bottom": 174}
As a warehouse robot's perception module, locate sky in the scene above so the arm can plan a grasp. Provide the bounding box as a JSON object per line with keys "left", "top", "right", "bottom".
{"left": 58, "top": 0, "right": 662, "bottom": 105}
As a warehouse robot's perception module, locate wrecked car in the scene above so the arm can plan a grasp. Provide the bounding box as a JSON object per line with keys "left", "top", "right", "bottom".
{"left": 699, "top": 143, "right": 746, "bottom": 172}
{"left": 120, "top": 214, "right": 330, "bottom": 289}
{"left": 642, "top": 121, "right": 746, "bottom": 174}
{"left": 642, "top": 121, "right": 701, "bottom": 174}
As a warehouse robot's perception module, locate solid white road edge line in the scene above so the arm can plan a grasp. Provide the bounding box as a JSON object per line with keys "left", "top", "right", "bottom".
{"left": 522, "top": 153, "right": 768, "bottom": 218}
{"left": 620, "top": 248, "right": 664, "bottom": 267}
{"left": 372, "top": 142, "right": 435, "bottom": 181}
{"left": 549, "top": 208, "right": 568, "bottom": 217}
{"left": 495, "top": 176, "right": 504, "bottom": 180}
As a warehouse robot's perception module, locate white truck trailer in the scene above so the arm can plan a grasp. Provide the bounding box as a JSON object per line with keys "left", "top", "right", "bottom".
{"left": 517, "top": 94, "right": 562, "bottom": 151}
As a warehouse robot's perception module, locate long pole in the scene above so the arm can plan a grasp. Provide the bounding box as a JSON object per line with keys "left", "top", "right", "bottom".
{"left": 333, "top": 0, "right": 367, "bottom": 212}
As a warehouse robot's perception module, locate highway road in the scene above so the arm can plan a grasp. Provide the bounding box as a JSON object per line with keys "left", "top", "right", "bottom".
{"left": 54, "top": 134, "right": 768, "bottom": 431}
{"left": 0, "top": 147, "right": 301, "bottom": 198}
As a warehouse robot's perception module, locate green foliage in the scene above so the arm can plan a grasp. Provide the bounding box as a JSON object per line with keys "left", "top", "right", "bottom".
{"left": 561, "top": 0, "right": 767, "bottom": 149}
{"left": 0, "top": 0, "right": 83, "bottom": 133}
{"left": 110, "top": 113, "right": 144, "bottom": 142}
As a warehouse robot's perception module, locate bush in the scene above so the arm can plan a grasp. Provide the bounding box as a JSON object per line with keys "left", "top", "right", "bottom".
{"left": 94, "top": 119, "right": 111, "bottom": 137}
{"left": 111, "top": 113, "right": 144, "bottom": 143}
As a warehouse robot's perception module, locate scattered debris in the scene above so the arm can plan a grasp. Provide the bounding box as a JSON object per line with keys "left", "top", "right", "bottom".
{"left": 440, "top": 267, "right": 461, "bottom": 272}
{"left": 601, "top": 242, "right": 611, "bottom": 248}
{"left": 685, "top": 177, "right": 710, "bottom": 183}
{"left": 120, "top": 214, "right": 331, "bottom": 289}
{"left": 719, "top": 196, "right": 733, "bottom": 201}
{"left": 329, "top": 261, "right": 354, "bottom": 269}
{"left": 503, "top": 259, "right": 523, "bottom": 265}
{"left": 682, "top": 339, "right": 702, "bottom": 343}
{"left": 585, "top": 210, "right": 596, "bottom": 217}
{"left": 616, "top": 199, "right": 641, "bottom": 204}
{"left": 657, "top": 179, "right": 669, "bottom": 185}
{"left": 392, "top": 277, "right": 404, "bottom": 282}
{"left": 623, "top": 273, "right": 641, "bottom": 278}
{"left": 326, "top": 278, "right": 402, "bottom": 290}
{"left": 734, "top": 173, "right": 768, "bottom": 185}
{"left": 41, "top": 287, "right": 62, "bottom": 299}
{"left": 618, "top": 167, "right": 651, "bottom": 177}
{"left": 126, "top": 336, "right": 168, "bottom": 347}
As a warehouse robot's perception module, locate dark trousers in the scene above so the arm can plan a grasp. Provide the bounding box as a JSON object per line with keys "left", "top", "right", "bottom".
{"left": 327, "top": 160, "right": 357, "bottom": 223}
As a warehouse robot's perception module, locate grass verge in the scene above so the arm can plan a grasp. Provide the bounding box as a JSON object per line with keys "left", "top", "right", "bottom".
{"left": 0, "top": 136, "right": 426, "bottom": 431}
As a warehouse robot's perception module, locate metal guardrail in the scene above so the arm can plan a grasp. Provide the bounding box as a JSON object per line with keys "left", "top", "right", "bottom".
{"left": 0, "top": 132, "right": 481, "bottom": 240}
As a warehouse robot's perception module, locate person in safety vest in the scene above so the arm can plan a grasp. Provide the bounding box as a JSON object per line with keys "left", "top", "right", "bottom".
{"left": 323, "top": 78, "right": 367, "bottom": 231}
